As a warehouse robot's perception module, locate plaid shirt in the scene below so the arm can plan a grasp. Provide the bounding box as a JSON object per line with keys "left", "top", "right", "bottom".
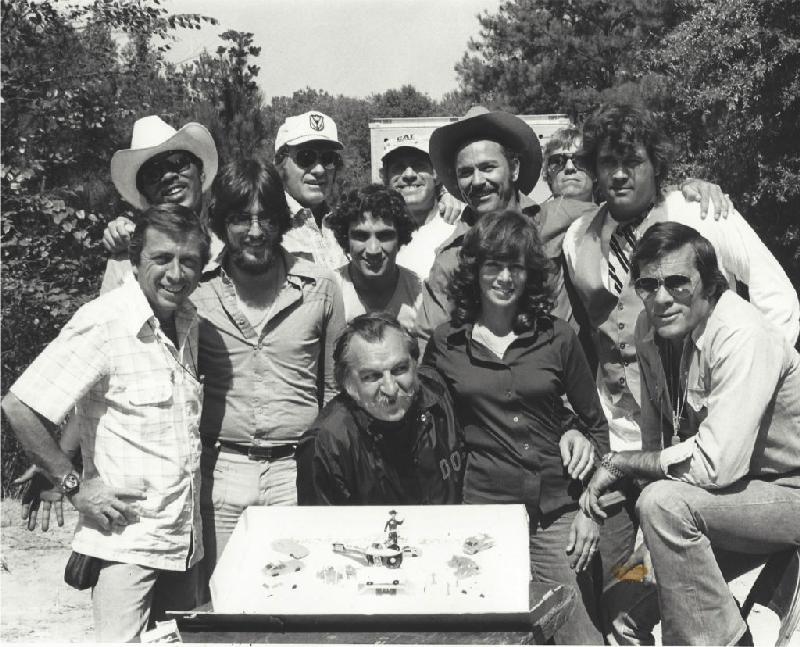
{"left": 280, "top": 192, "right": 348, "bottom": 270}
{"left": 10, "top": 275, "right": 203, "bottom": 571}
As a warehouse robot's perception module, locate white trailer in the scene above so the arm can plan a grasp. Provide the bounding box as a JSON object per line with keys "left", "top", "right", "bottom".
{"left": 368, "top": 114, "right": 571, "bottom": 204}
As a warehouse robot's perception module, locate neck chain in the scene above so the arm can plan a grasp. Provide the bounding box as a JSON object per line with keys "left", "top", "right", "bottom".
{"left": 148, "top": 318, "right": 198, "bottom": 383}
{"left": 665, "top": 336, "right": 691, "bottom": 436}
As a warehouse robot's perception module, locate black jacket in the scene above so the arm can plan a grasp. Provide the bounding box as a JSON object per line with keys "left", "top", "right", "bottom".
{"left": 296, "top": 367, "right": 464, "bottom": 505}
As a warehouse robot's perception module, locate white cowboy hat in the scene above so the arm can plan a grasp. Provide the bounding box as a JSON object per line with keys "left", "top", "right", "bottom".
{"left": 110, "top": 115, "right": 218, "bottom": 210}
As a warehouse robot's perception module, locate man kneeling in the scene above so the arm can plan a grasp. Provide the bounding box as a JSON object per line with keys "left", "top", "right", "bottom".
{"left": 2, "top": 204, "right": 209, "bottom": 642}
{"left": 581, "top": 222, "right": 800, "bottom": 645}
{"left": 296, "top": 312, "right": 463, "bottom": 505}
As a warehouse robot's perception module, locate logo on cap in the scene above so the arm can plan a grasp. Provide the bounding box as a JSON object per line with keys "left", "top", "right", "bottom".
{"left": 309, "top": 113, "right": 325, "bottom": 132}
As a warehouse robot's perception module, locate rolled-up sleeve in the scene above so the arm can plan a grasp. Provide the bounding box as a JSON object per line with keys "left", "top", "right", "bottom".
{"left": 660, "top": 322, "right": 783, "bottom": 487}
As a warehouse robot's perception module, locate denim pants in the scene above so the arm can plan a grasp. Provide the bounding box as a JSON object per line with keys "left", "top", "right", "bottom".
{"left": 198, "top": 446, "right": 297, "bottom": 601}
{"left": 529, "top": 507, "right": 604, "bottom": 645}
{"left": 92, "top": 561, "right": 197, "bottom": 642}
{"left": 637, "top": 478, "right": 800, "bottom": 645}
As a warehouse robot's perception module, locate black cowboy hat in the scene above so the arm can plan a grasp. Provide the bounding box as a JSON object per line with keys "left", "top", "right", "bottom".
{"left": 429, "top": 106, "right": 542, "bottom": 197}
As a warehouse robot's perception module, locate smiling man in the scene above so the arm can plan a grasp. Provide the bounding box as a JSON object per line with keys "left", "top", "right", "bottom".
{"left": 2, "top": 203, "right": 210, "bottom": 641}
{"left": 327, "top": 184, "right": 421, "bottom": 329}
{"left": 274, "top": 110, "right": 349, "bottom": 269}
{"left": 100, "top": 116, "right": 219, "bottom": 293}
{"left": 563, "top": 102, "right": 799, "bottom": 644}
{"left": 379, "top": 133, "right": 457, "bottom": 280}
{"left": 192, "top": 158, "right": 345, "bottom": 592}
{"left": 580, "top": 222, "right": 800, "bottom": 646}
{"left": 296, "top": 312, "right": 463, "bottom": 505}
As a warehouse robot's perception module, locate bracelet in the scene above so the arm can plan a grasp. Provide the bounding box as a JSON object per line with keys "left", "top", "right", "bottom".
{"left": 600, "top": 452, "right": 626, "bottom": 481}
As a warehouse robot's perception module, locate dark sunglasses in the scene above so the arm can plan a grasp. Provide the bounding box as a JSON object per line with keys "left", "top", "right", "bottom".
{"left": 634, "top": 274, "right": 693, "bottom": 298}
{"left": 290, "top": 148, "right": 343, "bottom": 170}
{"left": 546, "top": 152, "right": 592, "bottom": 173}
{"left": 139, "top": 151, "right": 196, "bottom": 185}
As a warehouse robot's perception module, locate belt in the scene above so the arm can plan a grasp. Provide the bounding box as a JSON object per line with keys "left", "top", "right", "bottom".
{"left": 203, "top": 439, "right": 297, "bottom": 461}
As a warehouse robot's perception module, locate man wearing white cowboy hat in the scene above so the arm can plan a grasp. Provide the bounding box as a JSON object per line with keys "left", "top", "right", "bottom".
{"left": 100, "top": 115, "right": 220, "bottom": 294}
{"left": 415, "top": 106, "right": 577, "bottom": 346}
{"left": 380, "top": 132, "right": 458, "bottom": 281}
{"left": 274, "top": 110, "right": 350, "bottom": 270}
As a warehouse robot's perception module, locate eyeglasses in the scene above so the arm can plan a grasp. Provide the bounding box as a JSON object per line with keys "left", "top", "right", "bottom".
{"left": 546, "top": 152, "right": 592, "bottom": 174}
{"left": 481, "top": 260, "right": 527, "bottom": 277}
{"left": 289, "top": 148, "right": 343, "bottom": 170}
{"left": 139, "top": 151, "right": 196, "bottom": 185}
{"left": 226, "top": 213, "right": 280, "bottom": 230}
{"left": 634, "top": 274, "right": 693, "bottom": 298}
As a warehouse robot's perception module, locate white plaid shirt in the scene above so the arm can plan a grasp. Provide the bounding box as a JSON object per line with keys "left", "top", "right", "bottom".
{"left": 10, "top": 275, "right": 203, "bottom": 571}
{"left": 281, "top": 192, "right": 348, "bottom": 270}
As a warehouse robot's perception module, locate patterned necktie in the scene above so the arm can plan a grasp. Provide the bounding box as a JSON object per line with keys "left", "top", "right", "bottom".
{"left": 608, "top": 214, "right": 648, "bottom": 294}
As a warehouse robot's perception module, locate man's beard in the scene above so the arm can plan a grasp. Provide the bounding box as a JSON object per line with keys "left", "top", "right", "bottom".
{"left": 230, "top": 244, "right": 278, "bottom": 275}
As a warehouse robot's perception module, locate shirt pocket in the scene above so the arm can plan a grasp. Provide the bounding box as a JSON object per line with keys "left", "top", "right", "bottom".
{"left": 127, "top": 378, "right": 174, "bottom": 407}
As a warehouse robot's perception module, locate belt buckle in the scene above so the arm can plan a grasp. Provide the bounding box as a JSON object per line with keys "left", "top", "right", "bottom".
{"left": 247, "top": 445, "right": 272, "bottom": 461}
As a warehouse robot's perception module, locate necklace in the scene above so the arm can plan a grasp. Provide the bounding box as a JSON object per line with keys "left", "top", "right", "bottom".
{"left": 667, "top": 336, "right": 691, "bottom": 437}
{"left": 148, "top": 318, "right": 199, "bottom": 383}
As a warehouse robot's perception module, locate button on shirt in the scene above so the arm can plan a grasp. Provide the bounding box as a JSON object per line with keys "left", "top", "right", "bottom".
{"left": 423, "top": 317, "right": 609, "bottom": 515}
{"left": 637, "top": 291, "right": 800, "bottom": 489}
{"left": 281, "top": 193, "right": 347, "bottom": 270}
{"left": 10, "top": 275, "right": 203, "bottom": 571}
{"left": 191, "top": 250, "right": 345, "bottom": 445}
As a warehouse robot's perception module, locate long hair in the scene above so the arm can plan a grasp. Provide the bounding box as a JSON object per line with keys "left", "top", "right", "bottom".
{"left": 208, "top": 158, "right": 290, "bottom": 242}
{"left": 449, "top": 209, "right": 555, "bottom": 333}
{"left": 582, "top": 103, "right": 673, "bottom": 196}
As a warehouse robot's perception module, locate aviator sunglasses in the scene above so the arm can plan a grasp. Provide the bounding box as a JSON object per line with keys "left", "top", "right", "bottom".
{"left": 546, "top": 152, "right": 592, "bottom": 174}
{"left": 139, "top": 151, "right": 196, "bottom": 185}
{"left": 290, "top": 148, "right": 343, "bottom": 170}
{"left": 634, "top": 274, "right": 694, "bottom": 299}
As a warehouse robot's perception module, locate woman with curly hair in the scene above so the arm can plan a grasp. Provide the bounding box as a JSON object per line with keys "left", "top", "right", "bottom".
{"left": 423, "top": 209, "right": 609, "bottom": 644}
{"left": 328, "top": 184, "right": 421, "bottom": 329}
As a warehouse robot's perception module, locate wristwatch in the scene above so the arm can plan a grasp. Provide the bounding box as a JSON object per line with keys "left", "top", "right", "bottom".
{"left": 60, "top": 470, "right": 81, "bottom": 496}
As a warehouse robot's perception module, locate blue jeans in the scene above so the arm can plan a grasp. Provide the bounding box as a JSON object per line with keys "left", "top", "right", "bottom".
{"left": 529, "top": 507, "right": 604, "bottom": 645}
{"left": 637, "top": 478, "right": 800, "bottom": 645}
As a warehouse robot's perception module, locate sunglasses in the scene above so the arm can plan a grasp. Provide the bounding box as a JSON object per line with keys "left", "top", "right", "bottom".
{"left": 634, "top": 274, "right": 693, "bottom": 298}
{"left": 546, "top": 152, "right": 592, "bottom": 173}
{"left": 290, "top": 148, "right": 343, "bottom": 170}
{"left": 139, "top": 151, "right": 196, "bottom": 185}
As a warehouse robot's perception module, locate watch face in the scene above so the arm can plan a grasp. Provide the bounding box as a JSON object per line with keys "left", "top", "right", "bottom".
{"left": 62, "top": 473, "right": 80, "bottom": 494}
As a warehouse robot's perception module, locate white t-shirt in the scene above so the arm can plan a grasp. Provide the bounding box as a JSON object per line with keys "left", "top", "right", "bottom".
{"left": 396, "top": 215, "right": 457, "bottom": 281}
{"left": 335, "top": 265, "right": 422, "bottom": 331}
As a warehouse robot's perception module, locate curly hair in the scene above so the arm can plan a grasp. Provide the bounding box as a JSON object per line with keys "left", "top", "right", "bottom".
{"left": 327, "top": 184, "right": 416, "bottom": 252}
{"left": 449, "top": 209, "right": 555, "bottom": 333}
{"left": 581, "top": 103, "right": 673, "bottom": 195}
{"left": 208, "top": 158, "right": 290, "bottom": 242}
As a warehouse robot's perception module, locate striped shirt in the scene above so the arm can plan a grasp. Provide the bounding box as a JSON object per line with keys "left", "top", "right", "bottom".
{"left": 10, "top": 275, "right": 204, "bottom": 571}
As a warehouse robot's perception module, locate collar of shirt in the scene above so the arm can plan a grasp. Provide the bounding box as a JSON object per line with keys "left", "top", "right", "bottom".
{"left": 443, "top": 319, "right": 551, "bottom": 352}
{"left": 120, "top": 273, "right": 197, "bottom": 347}
{"left": 439, "top": 192, "right": 540, "bottom": 254}
{"left": 285, "top": 191, "right": 331, "bottom": 228}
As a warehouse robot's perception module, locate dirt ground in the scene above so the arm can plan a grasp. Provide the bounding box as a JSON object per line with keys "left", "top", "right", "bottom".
{"left": 0, "top": 498, "right": 796, "bottom": 644}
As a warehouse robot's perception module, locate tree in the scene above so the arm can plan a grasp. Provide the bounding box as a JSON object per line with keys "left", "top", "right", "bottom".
{"left": 456, "top": 0, "right": 681, "bottom": 118}
{"left": 647, "top": 0, "right": 800, "bottom": 292}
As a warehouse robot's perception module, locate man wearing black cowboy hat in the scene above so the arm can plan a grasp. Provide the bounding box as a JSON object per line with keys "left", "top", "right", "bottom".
{"left": 415, "top": 107, "right": 579, "bottom": 346}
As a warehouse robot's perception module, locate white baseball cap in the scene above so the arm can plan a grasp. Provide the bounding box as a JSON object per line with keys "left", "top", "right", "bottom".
{"left": 380, "top": 132, "right": 430, "bottom": 162}
{"left": 275, "top": 110, "right": 343, "bottom": 151}
{"left": 110, "top": 116, "right": 218, "bottom": 210}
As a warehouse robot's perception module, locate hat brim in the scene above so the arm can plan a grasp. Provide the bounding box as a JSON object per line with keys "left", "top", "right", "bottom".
{"left": 280, "top": 134, "right": 344, "bottom": 150}
{"left": 430, "top": 112, "right": 542, "bottom": 198}
{"left": 110, "top": 123, "right": 218, "bottom": 210}
{"left": 380, "top": 144, "right": 430, "bottom": 162}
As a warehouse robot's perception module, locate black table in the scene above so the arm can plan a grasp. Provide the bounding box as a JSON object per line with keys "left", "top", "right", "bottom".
{"left": 171, "top": 581, "right": 575, "bottom": 644}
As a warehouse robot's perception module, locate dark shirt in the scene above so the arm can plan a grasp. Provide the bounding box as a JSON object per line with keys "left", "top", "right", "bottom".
{"left": 423, "top": 316, "right": 609, "bottom": 518}
{"left": 295, "top": 367, "right": 464, "bottom": 505}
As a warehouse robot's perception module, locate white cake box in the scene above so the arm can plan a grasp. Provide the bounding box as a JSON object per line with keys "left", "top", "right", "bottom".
{"left": 210, "top": 504, "right": 530, "bottom": 618}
